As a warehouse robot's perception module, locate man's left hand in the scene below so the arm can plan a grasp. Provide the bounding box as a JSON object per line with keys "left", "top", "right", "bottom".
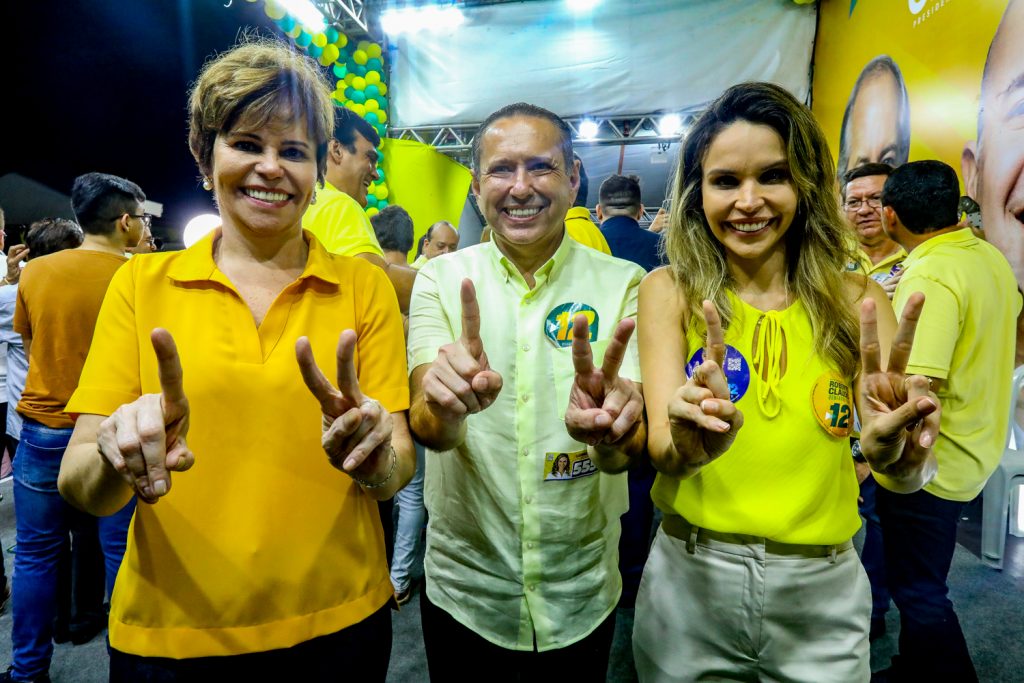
{"left": 565, "top": 314, "right": 644, "bottom": 448}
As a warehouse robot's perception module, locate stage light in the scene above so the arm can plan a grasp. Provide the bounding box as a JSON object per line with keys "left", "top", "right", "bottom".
{"left": 183, "top": 214, "right": 221, "bottom": 248}
{"left": 578, "top": 119, "right": 599, "bottom": 140}
{"left": 382, "top": 5, "right": 464, "bottom": 36}
{"left": 278, "top": 0, "right": 326, "bottom": 32}
{"left": 658, "top": 113, "right": 684, "bottom": 138}
{"left": 566, "top": 0, "right": 600, "bottom": 13}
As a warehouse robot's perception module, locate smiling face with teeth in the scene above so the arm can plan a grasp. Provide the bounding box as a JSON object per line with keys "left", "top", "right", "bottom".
{"left": 963, "top": 0, "right": 1024, "bottom": 289}
{"left": 700, "top": 121, "right": 798, "bottom": 266}
{"left": 211, "top": 117, "right": 316, "bottom": 242}
{"left": 472, "top": 115, "right": 580, "bottom": 270}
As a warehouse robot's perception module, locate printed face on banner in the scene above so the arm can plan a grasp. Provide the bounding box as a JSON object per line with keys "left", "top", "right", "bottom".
{"left": 963, "top": 0, "right": 1024, "bottom": 289}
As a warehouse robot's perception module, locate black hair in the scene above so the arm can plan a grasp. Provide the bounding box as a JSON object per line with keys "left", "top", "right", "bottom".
{"left": 472, "top": 102, "right": 574, "bottom": 175}
{"left": 334, "top": 106, "right": 381, "bottom": 150}
{"left": 881, "top": 160, "right": 960, "bottom": 234}
{"left": 70, "top": 172, "right": 146, "bottom": 236}
{"left": 25, "top": 218, "right": 84, "bottom": 258}
{"left": 842, "top": 162, "right": 895, "bottom": 197}
{"left": 598, "top": 174, "right": 642, "bottom": 213}
{"left": 370, "top": 204, "right": 414, "bottom": 253}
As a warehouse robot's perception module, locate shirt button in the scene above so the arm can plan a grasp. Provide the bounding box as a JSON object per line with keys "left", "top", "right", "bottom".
{"left": 524, "top": 495, "right": 533, "bottom": 504}
{"left": 522, "top": 448, "right": 529, "bottom": 457}
{"left": 522, "top": 343, "right": 530, "bottom": 352}
{"left": 529, "top": 584, "right": 536, "bottom": 592}
{"left": 521, "top": 394, "right": 530, "bottom": 403}
{"left": 527, "top": 542, "right": 534, "bottom": 550}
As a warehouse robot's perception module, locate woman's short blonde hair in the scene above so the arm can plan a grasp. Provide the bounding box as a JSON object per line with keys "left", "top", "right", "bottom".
{"left": 187, "top": 38, "right": 334, "bottom": 184}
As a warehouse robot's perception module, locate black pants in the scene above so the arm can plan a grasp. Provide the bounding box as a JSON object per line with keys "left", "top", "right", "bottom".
{"left": 877, "top": 486, "right": 978, "bottom": 682}
{"left": 420, "top": 583, "right": 615, "bottom": 682}
{"left": 109, "top": 602, "right": 392, "bottom": 682}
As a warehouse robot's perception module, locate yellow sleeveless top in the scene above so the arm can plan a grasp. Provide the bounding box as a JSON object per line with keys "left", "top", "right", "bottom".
{"left": 651, "top": 292, "right": 861, "bottom": 544}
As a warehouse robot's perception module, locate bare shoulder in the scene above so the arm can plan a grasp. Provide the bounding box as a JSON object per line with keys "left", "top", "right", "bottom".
{"left": 640, "top": 266, "right": 688, "bottom": 326}
{"left": 842, "top": 271, "right": 889, "bottom": 312}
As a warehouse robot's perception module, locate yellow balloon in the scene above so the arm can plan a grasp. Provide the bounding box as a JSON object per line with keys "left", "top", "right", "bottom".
{"left": 377, "top": 82, "right": 388, "bottom": 96}
{"left": 366, "top": 207, "right": 379, "bottom": 217}
{"left": 367, "top": 43, "right": 382, "bottom": 59}
{"left": 365, "top": 71, "right": 381, "bottom": 85}
{"left": 364, "top": 99, "right": 379, "bottom": 112}
{"left": 286, "top": 24, "right": 302, "bottom": 39}
{"left": 264, "top": 2, "right": 286, "bottom": 20}
{"left": 353, "top": 50, "right": 368, "bottom": 65}
{"left": 374, "top": 184, "right": 389, "bottom": 200}
{"left": 357, "top": 40, "right": 371, "bottom": 53}
{"left": 335, "top": 34, "right": 348, "bottom": 48}
{"left": 350, "top": 103, "right": 366, "bottom": 117}
{"left": 344, "top": 73, "right": 356, "bottom": 85}
{"left": 377, "top": 110, "right": 388, "bottom": 124}
{"left": 351, "top": 76, "right": 366, "bottom": 91}
{"left": 312, "top": 33, "right": 328, "bottom": 48}
{"left": 319, "top": 44, "right": 340, "bottom": 66}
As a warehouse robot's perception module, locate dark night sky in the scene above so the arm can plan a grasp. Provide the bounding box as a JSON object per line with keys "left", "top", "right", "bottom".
{"left": 5, "top": 0, "right": 290, "bottom": 242}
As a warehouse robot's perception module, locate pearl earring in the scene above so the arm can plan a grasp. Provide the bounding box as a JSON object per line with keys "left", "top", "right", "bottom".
{"left": 310, "top": 191, "right": 317, "bottom": 205}
{"left": 202, "top": 177, "right": 212, "bottom": 191}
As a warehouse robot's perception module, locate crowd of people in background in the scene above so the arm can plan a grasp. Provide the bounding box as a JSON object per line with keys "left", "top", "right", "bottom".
{"left": 0, "top": 30, "right": 1019, "bottom": 683}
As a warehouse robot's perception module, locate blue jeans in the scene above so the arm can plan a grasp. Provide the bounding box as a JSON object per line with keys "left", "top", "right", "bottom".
{"left": 11, "top": 419, "right": 134, "bottom": 680}
{"left": 858, "top": 474, "right": 890, "bottom": 622}
{"left": 876, "top": 486, "right": 978, "bottom": 682}
{"left": 390, "top": 442, "right": 425, "bottom": 592}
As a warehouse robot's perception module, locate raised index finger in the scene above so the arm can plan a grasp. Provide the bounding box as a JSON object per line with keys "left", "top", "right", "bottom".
{"left": 859, "top": 297, "right": 882, "bottom": 375}
{"left": 335, "top": 329, "right": 365, "bottom": 405}
{"left": 571, "top": 313, "right": 596, "bottom": 377}
{"left": 151, "top": 329, "right": 186, "bottom": 408}
{"left": 460, "top": 278, "right": 483, "bottom": 359}
{"left": 296, "top": 336, "right": 337, "bottom": 406}
{"left": 887, "top": 292, "right": 925, "bottom": 376}
{"left": 600, "top": 318, "right": 636, "bottom": 383}
{"left": 703, "top": 300, "right": 726, "bottom": 368}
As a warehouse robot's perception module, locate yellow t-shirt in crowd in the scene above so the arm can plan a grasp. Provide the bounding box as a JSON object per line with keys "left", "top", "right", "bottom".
{"left": 847, "top": 245, "right": 907, "bottom": 283}
{"left": 66, "top": 230, "right": 409, "bottom": 658}
{"left": 651, "top": 292, "right": 861, "bottom": 545}
{"left": 15, "top": 249, "right": 127, "bottom": 428}
{"left": 564, "top": 206, "right": 612, "bottom": 255}
{"left": 302, "top": 180, "right": 385, "bottom": 258}
{"left": 891, "top": 229, "right": 1021, "bottom": 502}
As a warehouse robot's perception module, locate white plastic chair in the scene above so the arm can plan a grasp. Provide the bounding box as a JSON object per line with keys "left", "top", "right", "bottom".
{"left": 981, "top": 365, "right": 1024, "bottom": 569}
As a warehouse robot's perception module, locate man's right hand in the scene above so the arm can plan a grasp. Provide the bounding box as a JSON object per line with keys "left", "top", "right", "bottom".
{"left": 666, "top": 300, "right": 743, "bottom": 469}
{"left": 421, "top": 278, "right": 503, "bottom": 422}
{"left": 881, "top": 266, "right": 903, "bottom": 300}
{"left": 4, "top": 245, "right": 28, "bottom": 284}
{"left": 96, "top": 328, "right": 193, "bottom": 504}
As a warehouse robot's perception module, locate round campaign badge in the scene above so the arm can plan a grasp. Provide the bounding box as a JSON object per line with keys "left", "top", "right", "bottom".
{"left": 811, "top": 372, "right": 853, "bottom": 437}
{"left": 686, "top": 344, "right": 750, "bottom": 403}
{"left": 544, "top": 302, "right": 599, "bottom": 348}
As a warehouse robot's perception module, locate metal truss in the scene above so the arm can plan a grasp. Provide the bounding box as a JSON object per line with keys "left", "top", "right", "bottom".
{"left": 390, "top": 110, "right": 703, "bottom": 164}
{"left": 318, "top": 0, "right": 369, "bottom": 34}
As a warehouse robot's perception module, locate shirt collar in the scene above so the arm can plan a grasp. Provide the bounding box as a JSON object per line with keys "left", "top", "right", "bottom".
{"left": 485, "top": 229, "right": 572, "bottom": 287}
{"left": 903, "top": 228, "right": 975, "bottom": 267}
{"left": 166, "top": 229, "right": 340, "bottom": 287}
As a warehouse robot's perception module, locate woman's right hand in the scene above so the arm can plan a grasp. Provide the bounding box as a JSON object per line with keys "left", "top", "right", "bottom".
{"left": 667, "top": 300, "right": 743, "bottom": 469}
{"left": 96, "top": 329, "right": 193, "bottom": 504}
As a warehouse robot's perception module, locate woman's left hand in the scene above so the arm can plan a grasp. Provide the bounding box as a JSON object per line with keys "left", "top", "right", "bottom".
{"left": 296, "top": 330, "right": 395, "bottom": 484}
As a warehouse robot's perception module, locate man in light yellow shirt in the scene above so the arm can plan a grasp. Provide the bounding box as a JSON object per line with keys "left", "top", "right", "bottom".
{"left": 878, "top": 160, "right": 1020, "bottom": 681}
{"left": 842, "top": 163, "right": 906, "bottom": 299}
{"left": 408, "top": 103, "right": 646, "bottom": 680}
{"left": 304, "top": 109, "right": 416, "bottom": 311}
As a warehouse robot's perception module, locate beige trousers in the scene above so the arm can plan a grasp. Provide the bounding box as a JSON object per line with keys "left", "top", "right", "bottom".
{"left": 633, "top": 524, "right": 871, "bottom": 682}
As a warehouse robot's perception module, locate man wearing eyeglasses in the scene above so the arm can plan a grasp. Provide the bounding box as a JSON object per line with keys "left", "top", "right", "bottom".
{"left": 4, "top": 173, "right": 140, "bottom": 683}
{"left": 842, "top": 162, "right": 907, "bottom": 300}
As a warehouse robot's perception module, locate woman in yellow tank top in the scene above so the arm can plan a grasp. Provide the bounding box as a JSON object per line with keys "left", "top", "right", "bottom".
{"left": 632, "top": 83, "right": 941, "bottom": 682}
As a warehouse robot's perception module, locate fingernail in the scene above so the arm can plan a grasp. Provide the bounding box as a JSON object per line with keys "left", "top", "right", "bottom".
{"left": 701, "top": 400, "right": 713, "bottom": 413}
{"left": 344, "top": 457, "right": 356, "bottom": 471}
{"left": 712, "top": 419, "right": 730, "bottom": 432}
{"left": 153, "top": 480, "right": 168, "bottom": 496}
{"left": 143, "top": 486, "right": 154, "bottom": 499}
{"left": 920, "top": 432, "right": 933, "bottom": 448}
{"left": 595, "top": 414, "right": 610, "bottom": 427}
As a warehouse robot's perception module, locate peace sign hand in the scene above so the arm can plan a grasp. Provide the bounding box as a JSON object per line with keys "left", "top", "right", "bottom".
{"left": 421, "top": 279, "right": 503, "bottom": 422}
{"left": 565, "top": 315, "right": 644, "bottom": 448}
{"left": 296, "top": 330, "right": 394, "bottom": 482}
{"left": 667, "top": 300, "right": 744, "bottom": 468}
{"left": 858, "top": 293, "right": 940, "bottom": 485}
{"left": 97, "top": 329, "right": 193, "bottom": 504}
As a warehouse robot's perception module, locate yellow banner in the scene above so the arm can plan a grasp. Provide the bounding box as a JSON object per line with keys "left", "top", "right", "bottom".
{"left": 813, "top": 0, "right": 1024, "bottom": 286}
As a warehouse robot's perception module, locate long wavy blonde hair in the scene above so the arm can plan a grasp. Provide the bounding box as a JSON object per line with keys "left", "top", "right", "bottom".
{"left": 665, "top": 82, "right": 860, "bottom": 379}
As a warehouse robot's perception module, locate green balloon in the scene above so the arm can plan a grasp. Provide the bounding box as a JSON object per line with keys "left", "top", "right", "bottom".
{"left": 376, "top": 96, "right": 388, "bottom": 110}
{"left": 295, "top": 32, "right": 312, "bottom": 48}
{"left": 365, "top": 111, "right": 379, "bottom": 124}
{"left": 375, "top": 167, "right": 386, "bottom": 182}
{"left": 366, "top": 58, "right": 383, "bottom": 72}
{"left": 364, "top": 84, "right": 380, "bottom": 98}
{"left": 366, "top": 194, "right": 379, "bottom": 208}
{"left": 308, "top": 43, "right": 322, "bottom": 59}
{"left": 377, "top": 200, "right": 389, "bottom": 211}
{"left": 333, "top": 62, "right": 347, "bottom": 78}
{"left": 353, "top": 64, "right": 368, "bottom": 77}
{"left": 278, "top": 16, "right": 296, "bottom": 32}
{"left": 351, "top": 90, "right": 366, "bottom": 104}
{"left": 325, "top": 27, "right": 339, "bottom": 44}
